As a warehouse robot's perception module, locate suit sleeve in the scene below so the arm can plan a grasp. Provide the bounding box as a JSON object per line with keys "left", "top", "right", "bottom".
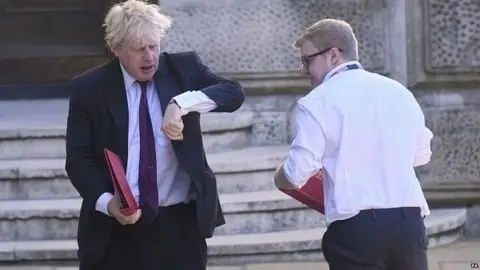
{"left": 65, "top": 79, "right": 112, "bottom": 210}
{"left": 193, "top": 52, "right": 246, "bottom": 113}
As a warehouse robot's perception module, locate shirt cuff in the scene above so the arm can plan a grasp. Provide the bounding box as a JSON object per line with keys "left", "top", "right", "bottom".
{"left": 173, "top": 91, "right": 195, "bottom": 116}
{"left": 171, "top": 99, "right": 190, "bottom": 116}
{"left": 172, "top": 91, "right": 217, "bottom": 116}
{"left": 95, "top": 192, "right": 113, "bottom": 216}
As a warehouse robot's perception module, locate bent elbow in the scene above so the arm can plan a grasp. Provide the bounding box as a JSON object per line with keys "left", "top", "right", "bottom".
{"left": 228, "top": 81, "right": 246, "bottom": 112}
{"left": 414, "top": 150, "right": 432, "bottom": 167}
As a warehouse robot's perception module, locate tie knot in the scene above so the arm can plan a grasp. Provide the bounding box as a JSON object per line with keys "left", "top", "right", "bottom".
{"left": 137, "top": 81, "right": 148, "bottom": 92}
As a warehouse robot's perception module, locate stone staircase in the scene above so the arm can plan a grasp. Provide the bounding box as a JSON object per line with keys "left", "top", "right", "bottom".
{"left": 0, "top": 99, "right": 468, "bottom": 267}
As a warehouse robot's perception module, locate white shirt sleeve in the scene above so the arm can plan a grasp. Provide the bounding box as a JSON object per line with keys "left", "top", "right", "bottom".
{"left": 283, "top": 102, "right": 326, "bottom": 188}
{"left": 411, "top": 97, "right": 433, "bottom": 167}
{"left": 414, "top": 125, "right": 433, "bottom": 167}
{"left": 173, "top": 91, "right": 218, "bottom": 116}
{"left": 95, "top": 192, "right": 113, "bottom": 216}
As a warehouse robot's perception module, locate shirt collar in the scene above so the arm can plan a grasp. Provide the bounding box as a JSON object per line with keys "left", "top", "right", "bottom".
{"left": 119, "top": 63, "right": 137, "bottom": 90}
{"left": 322, "top": 60, "right": 362, "bottom": 83}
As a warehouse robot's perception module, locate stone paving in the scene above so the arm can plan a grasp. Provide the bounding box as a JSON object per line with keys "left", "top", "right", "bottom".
{"left": 218, "top": 240, "right": 480, "bottom": 270}
{"left": 0, "top": 239, "right": 478, "bottom": 270}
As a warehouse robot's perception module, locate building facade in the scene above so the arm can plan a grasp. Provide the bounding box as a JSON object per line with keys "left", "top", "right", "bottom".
{"left": 0, "top": 0, "right": 478, "bottom": 266}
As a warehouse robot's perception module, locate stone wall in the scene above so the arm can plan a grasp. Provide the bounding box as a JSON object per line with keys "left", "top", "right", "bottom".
{"left": 160, "top": 0, "right": 393, "bottom": 93}
{"left": 158, "top": 0, "right": 480, "bottom": 232}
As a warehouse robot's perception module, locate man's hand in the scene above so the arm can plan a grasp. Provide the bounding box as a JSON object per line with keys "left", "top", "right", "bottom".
{"left": 161, "top": 102, "right": 184, "bottom": 140}
{"left": 107, "top": 195, "right": 142, "bottom": 225}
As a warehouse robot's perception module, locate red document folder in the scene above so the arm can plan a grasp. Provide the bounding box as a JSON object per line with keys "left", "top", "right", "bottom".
{"left": 279, "top": 170, "right": 325, "bottom": 214}
{"left": 104, "top": 148, "right": 138, "bottom": 216}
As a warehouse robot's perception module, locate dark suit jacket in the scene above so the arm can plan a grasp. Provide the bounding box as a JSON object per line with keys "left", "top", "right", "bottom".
{"left": 65, "top": 51, "right": 245, "bottom": 264}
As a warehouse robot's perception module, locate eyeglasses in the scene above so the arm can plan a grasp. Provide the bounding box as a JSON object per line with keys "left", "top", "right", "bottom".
{"left": 301, "top": 47, "right": 342, "bottom": 68}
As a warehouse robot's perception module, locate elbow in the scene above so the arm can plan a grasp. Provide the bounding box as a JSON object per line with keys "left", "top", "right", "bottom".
{"left": 212, "top": 81, "right": 246, "bottom": 113}
{"left": 414, "top": 128, "right": 434, "bottom": 167}
{"left": 64, "top": 146, "right": 76, "bottom": 176}
{"left": 227, "top": 80, "right": 246, "bottom": 112}
{"left": 414, "top": 157, "right": 431, "bottom": 167}
{"left": 414, "top": 151, "right": 432, "bottom": 167}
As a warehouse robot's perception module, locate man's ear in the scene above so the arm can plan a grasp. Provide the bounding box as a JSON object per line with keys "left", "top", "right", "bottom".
{"left": 330, "top": 47, "right": 342, "bottom": 65}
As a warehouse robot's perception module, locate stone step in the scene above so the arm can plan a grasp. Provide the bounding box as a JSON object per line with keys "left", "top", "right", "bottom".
{"left": 0, "top": 98, "right": 254, "bottom": 159}
{"left": 0, "top": 190, "right": 325, "bottom": 240}
{"left": 0, "top": 193, "right": 468, "bottom": 241}
{"left": 0, "top": 208, "right": 467, "bottom": 265}
{"left": 0, "top": 145, "right": 288, "bottom": 200}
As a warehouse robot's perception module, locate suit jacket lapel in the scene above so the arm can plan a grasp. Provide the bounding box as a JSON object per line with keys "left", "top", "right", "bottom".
{"left": 154, "top": 54, "right": 182, "bottom": 116}
{"left": 103, "top": 58, "right": 129, "bottom": 166}
{"left": 154, "top": 53, "right": 188, "bottom": 161}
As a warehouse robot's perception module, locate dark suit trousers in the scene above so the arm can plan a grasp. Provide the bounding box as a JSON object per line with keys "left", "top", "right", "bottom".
{"left": 79, "top": 202, "right": 207, "bottom": 270}
{"left": 322, "top": 207, "right": 429, "bottom": 270}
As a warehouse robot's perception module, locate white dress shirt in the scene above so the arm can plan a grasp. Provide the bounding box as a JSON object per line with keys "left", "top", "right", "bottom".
{"left": 95, "top": 64, "right": 217, "bottom": 216}
{"left": 283, "top": 61, "right": 433, "bottom": 225}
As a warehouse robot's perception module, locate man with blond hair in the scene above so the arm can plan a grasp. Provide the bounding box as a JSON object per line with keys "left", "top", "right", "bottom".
{"left": 65, "top": 0, "right": 245, "bottom": 269}
{"left": 274, "top": 19, "right": 432, "bottom": 270}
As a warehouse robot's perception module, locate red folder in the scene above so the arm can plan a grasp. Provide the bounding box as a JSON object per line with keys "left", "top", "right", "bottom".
{"left": 279, "top": 170, "right": 325, "bottom": 214}
{"left": 104, "top": 148, "right": 138, "bottom": 216}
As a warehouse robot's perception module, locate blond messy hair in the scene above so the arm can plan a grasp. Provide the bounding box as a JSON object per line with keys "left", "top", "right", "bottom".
{"left": 104, "top": 0, "right": 172, "bottom": 50}
{"left": 293, "top": 19, "right": 359, "bottom": 61}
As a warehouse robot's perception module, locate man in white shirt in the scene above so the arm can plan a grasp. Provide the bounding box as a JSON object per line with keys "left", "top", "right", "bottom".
{"left": 274, "top": 19, "right": 433, "bottom": 270}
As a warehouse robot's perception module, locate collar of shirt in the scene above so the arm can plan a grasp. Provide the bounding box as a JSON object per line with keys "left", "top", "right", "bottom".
{"left": 120, "top": 63, "right": 143, "bottom": 90}
{"left": 322, "top": 60, "right": 362, "bottom": 83}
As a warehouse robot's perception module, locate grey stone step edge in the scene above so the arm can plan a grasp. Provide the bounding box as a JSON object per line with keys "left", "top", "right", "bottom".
{"left": 0, "top": 112, "right": 254, "bottom": 139}
{"left": 0, "top": 208, "right": 467, "bottom": 262}
{"left": 0, "top": 145, "right": 290, "bottom": 180}
{"left": 0, "top": 190, "right": 314, "bottom": 220}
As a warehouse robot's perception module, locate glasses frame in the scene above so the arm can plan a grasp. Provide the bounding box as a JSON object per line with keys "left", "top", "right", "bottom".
{"left": 301, "top": 47, "right": 342, "bottom": 68}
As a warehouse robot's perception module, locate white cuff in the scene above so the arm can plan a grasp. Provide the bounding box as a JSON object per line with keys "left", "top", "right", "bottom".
{"left": 172, "top": 91, "right": 217, "bottom": 115}
{"left": 95, "top": 192, "right": 114, "bottom": 216}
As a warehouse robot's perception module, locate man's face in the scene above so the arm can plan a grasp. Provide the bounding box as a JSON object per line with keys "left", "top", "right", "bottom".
{"left": 299, "top": 40, "right": 331, "bottom": 87}
{"left": 113, "top": 38, "right": 160, "bottom": 82}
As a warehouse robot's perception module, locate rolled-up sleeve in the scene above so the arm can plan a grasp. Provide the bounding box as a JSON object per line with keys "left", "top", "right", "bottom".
{"left": 283, "top": 102, "right": 326, "bottom": 188}
{"left": 414, "top": 126, "right": 433, "bottom": 167}
{"left": 410, "top": 96, "right": 434, "bottom": 167}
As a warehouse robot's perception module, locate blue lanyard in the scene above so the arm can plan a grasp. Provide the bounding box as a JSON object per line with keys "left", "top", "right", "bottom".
{"left": 323, "top": 63, "right": 362, "bottom": 82}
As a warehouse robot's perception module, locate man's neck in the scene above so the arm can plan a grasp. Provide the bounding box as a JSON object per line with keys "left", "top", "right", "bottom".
{"left": 323, "top": 60, "right": 362, "bottom": 83}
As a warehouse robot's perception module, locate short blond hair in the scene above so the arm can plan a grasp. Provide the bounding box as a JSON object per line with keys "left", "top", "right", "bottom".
{"left": 293, "top": 19, "right": 358, "bottom": 61}
{"left": 104, "top": 0, "right": 172, "bottom": 50}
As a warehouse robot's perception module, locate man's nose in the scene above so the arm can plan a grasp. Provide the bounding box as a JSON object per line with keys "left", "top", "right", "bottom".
{"left": 143, "top": 48, "right": 154, "bottom": 60}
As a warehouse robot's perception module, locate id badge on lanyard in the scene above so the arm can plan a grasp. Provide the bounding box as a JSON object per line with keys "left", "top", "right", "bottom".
{"left": 322, "top": 63, "right": 363, "bottom": 83}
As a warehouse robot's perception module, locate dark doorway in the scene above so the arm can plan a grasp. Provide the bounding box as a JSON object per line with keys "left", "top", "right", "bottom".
{"left": 0, "top": 0, "right": 120, "bottom": 99}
